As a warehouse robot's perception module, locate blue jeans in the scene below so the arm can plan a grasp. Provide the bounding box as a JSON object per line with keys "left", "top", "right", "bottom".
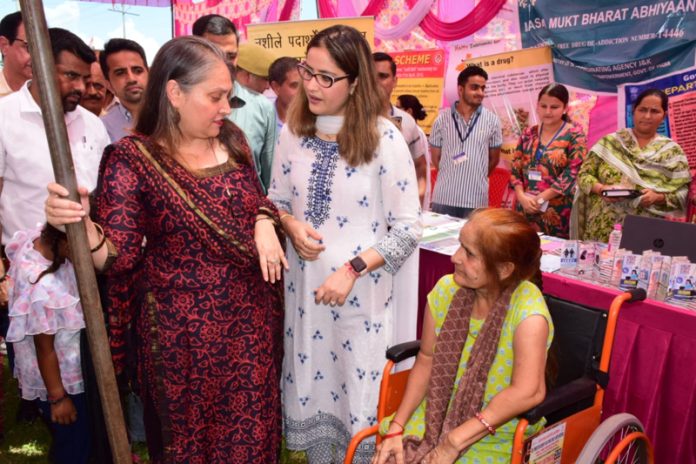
{"left": 37, "top": 393, "right": 91, "bottom": 464}
{"left": 431, "top": 203, "right": 475, "bottom": 219}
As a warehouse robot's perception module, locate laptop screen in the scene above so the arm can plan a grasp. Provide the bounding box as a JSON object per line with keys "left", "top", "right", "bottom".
{"left": 620, "top": 215, "right": 696, "bottom": 261}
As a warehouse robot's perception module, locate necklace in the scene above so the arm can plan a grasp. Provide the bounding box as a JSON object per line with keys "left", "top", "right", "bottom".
{"left": 315, "top": 131, "right": 338, "bottom": 142}
{"left": 212, "top": 147, "right": 233, "bottom": 199}
{"left": 176, "top": 139, "right": 232, "bottom": 198}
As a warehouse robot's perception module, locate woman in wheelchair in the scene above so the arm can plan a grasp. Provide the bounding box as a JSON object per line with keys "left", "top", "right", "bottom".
{"left": 372, "top": 209, "right": 554, "bottom": 464}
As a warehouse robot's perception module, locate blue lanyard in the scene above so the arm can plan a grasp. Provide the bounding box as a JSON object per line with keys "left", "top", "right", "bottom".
{"left": 451, "top": 106, "right": 481, "bottom": 144}
{"left": 534, "top": 121, "right": 566, "bottom": 164}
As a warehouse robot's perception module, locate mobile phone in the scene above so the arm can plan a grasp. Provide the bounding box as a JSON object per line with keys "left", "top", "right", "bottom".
{"left": 601, "top": 189, "right": 641, "bottom": 199}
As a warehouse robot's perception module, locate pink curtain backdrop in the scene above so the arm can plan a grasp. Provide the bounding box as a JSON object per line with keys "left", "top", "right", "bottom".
{"left": 405, "top": 0, "right": 506, "bottom": 41}
{"left": 319, "top": 0, "right": 507, "bottom": 43}
{"left": 324, "top": 0, "right": 435, "bottom": 41}
{"left": 173, "top": 0, "right": 299, "bottom": 38}
{"left": 79, "top": 0, "right": 170, "bottom": 6}
{"left": 586, "top": 95, "right": 618, "bottom": 149}
{"left": 279, "top": 0, "right": 297, "bottom": 21}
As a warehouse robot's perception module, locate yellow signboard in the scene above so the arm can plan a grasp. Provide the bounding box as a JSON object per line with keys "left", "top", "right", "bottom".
{"left": 390, "top": 49, "right": 446, "bottom": 134}
{"left": 247, "top": 17, "right": 375, "bottom": 61}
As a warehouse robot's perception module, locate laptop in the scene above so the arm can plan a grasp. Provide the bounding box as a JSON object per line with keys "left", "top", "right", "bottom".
{"left": 620, "top": 215, "right": 696, "bottom": 261}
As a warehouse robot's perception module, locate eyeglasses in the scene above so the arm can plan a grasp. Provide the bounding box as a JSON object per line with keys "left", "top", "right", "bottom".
{"left": 13, "top": 37, "right": 29, "bottom": 51}
{"left": 297, "top": 63, "right": 350, "bottom": 89}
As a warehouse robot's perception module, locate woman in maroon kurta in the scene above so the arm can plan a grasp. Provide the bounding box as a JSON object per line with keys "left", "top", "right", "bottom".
{"left": 45, "top": 37, "right": 286, "bottom": 463}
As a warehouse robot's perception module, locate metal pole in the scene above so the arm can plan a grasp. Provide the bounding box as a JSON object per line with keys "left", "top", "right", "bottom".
{"left": 18, "top": 1, "right": 132, "bottom": 462}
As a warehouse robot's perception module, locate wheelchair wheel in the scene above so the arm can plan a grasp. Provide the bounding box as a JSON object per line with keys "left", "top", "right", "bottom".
{"left": 576, "top": 413, "right": 653, "bottom": 464}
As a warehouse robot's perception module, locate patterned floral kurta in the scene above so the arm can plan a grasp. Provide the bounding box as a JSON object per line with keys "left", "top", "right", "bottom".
{"left": 510, "top": 123, "right": 586, "bottom": 238}
{"left": 268, "top": 119, "right": 422, "bottom": 463}
{"left": 576, "top": 129, "right": 691, "bottom": 242}
{"left": 94, "top": 133, "right": 284, "bottom": 464}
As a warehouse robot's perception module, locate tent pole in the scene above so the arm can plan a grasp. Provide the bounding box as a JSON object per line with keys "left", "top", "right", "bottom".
{"left": 18, "top": 1, "right": 132, "bottom": 462}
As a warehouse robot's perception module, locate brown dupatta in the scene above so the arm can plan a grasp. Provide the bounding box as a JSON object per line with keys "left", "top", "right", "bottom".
{"left": 133, "top": 139, "right": 273, "bottom": 267}
{"left": 398, "top": 286, "right": 514, "bottom": 463}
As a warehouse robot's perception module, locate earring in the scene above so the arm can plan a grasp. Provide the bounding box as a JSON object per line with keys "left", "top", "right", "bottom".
{"left": 349, "top": 86, "right": 355, "bottom": 96}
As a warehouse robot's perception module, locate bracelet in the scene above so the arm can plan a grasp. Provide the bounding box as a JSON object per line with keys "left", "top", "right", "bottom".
{"left": 48, "top": 393, "right": 68, "bottom": 405}
{"left": 390, "top": 419, "right": 404, "bottom": 431}
{"left": 344, "top": 262, "right": 360, "bottom": 279}
{"left": 90, "top": 223, "right": 106, "bottom": 253}
{"left": 255, "top": 215, "right": 274, "bottom": 223}
{"left": 383, "top": 430, "right": 404, "bottom": 439}
{"left": 279, "top": 212, "right": 294, "bottom": 222}
{"left": 475, "top": 412, "right": 496, "bottom": 436}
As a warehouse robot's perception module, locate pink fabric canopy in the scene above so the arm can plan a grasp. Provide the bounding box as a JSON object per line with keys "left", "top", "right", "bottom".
{"left": 317, "top": 0, "right": 507, "bottom": 42}
{"left": 78, "top": 0, "right": 171, "bottom": 7}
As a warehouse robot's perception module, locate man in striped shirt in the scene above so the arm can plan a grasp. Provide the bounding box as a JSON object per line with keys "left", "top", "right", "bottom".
{"left": 430, "top": 66, "right": 502, "bottom": 218}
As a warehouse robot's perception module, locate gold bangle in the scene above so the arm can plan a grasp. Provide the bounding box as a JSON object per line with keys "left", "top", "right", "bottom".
{"left": 279, "top": 212, "right": 294, "bottom": 222}
{"left": 255, "top": 215, "right": 274, "bottom": 223}
{"left": 90, "top": 223, "right": 106, "bottom": 253}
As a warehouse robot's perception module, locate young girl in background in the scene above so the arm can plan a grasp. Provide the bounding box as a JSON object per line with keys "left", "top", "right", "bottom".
{"left": 6, "top": 224, "right": 90, "bottom": 463}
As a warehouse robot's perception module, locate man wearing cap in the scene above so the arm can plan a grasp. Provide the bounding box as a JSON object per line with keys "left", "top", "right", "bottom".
{"left": 228, "top": 42, "right": 278, "bottom": 193}
{"left": 236, "top": 42, "right": 275, "bottom": 94}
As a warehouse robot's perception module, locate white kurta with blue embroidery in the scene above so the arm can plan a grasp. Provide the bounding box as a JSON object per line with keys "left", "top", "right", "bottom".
{"left": 269, "top": 118, "right": 422, "bottom": 462}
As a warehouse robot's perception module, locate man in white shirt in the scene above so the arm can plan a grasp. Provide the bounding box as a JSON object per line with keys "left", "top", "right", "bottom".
{"left": 0, "top": 12, "right": 32, "bottom": 98}
{"left": 0, "top": 27, "right": 110, "bottom": 244}
{"left": 429, "top": 66, "right": 502, "bottom": 219}
{"left": 373, "top": 52, "right": 428, "bottom": 203}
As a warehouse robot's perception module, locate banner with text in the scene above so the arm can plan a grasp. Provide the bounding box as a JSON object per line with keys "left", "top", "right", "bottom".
{"left": 458, "top": 47, "right": 554, "bottom": 162}
{"left": 519, "top": 0, "right": 696, "bottom": 91}
{"left": 390, "top": 50, "right": 446, "bottom": 134}
{"left": 247, "top": 17, "right": 374, "bottom": 61}
{"left": 618, "top": 66, "right": 696, "bottom": 170}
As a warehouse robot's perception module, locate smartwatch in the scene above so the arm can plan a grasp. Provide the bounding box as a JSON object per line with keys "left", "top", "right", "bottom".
{"left": 349, "top": 256, "right": 368, "bottom": 276}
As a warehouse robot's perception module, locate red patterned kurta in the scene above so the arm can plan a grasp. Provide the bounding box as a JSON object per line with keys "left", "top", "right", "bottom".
{"left": 94, "top": 133, "right": 283, "bottom": 463}
{"left": 510, "top": 123, "right": 587, "bottom": 238}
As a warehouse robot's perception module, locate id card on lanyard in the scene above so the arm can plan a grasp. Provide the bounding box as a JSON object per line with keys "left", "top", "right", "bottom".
{"left": 529, "top": 121, "right": 565, "bottom": 184}
{"left": 451, "top": 106, "right": 481, "bottom": 153}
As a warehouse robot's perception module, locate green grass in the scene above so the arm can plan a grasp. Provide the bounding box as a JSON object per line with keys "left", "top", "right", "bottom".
{"left": 1, "top": 357, "right": 51, "bottom": 463}
{"left": 1, "top": 356, "right": 309, "bottom": 463}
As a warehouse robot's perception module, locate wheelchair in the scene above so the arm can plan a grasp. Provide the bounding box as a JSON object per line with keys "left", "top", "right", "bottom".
{"left": 344, "top": 289, "right": 654, "bottom": 464}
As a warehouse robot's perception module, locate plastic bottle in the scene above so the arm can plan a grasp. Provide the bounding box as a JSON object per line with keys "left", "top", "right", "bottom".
{"left": 607, "top": 223, "right": 623, "bottom": 252}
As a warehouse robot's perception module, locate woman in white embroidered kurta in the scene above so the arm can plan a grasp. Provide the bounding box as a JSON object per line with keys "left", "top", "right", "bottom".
{"left": 267, "top": 25, "right": 422, "bottom": 464}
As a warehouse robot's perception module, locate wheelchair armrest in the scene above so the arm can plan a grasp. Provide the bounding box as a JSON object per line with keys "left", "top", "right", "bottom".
{"left": 386, "top": 341, "right": 421, "bottom": 363}
{"left": 521, "top": 376, "right": 597, "bottom": 424}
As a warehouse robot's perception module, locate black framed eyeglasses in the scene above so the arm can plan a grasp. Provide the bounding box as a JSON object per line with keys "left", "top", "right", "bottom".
{"left": 297, "top": 62, "right": 350, "bottom": 89}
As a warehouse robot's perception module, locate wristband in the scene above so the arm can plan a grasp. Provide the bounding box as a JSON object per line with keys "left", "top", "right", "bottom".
{"left": 383, "top": 430, "right": 404, "bottom": 439}
{"left": 475, "top": 412, "right": 496, "bottom": 435}
{"left": 90, "top": 223, "right": 106, "bottom": 253}
{"left": 390, "top": 419, "right": 404, "bottom": 431}
{"left": 344, "top": 262, "right": 360, "bottom": 279}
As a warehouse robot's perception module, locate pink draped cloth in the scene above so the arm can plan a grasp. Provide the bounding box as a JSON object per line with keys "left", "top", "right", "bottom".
{"left": 319, "top": 0, "right": 507, "bottom": 42}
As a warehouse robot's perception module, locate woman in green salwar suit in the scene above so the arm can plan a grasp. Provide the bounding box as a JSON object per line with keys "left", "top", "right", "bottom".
{"left": 574, "top": 89, "right": 691, "bottom": 242}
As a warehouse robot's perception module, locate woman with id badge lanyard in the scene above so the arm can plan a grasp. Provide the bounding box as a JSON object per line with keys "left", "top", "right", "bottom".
{"left": 511, "top": 84, "right": 586, "bottom": 238}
